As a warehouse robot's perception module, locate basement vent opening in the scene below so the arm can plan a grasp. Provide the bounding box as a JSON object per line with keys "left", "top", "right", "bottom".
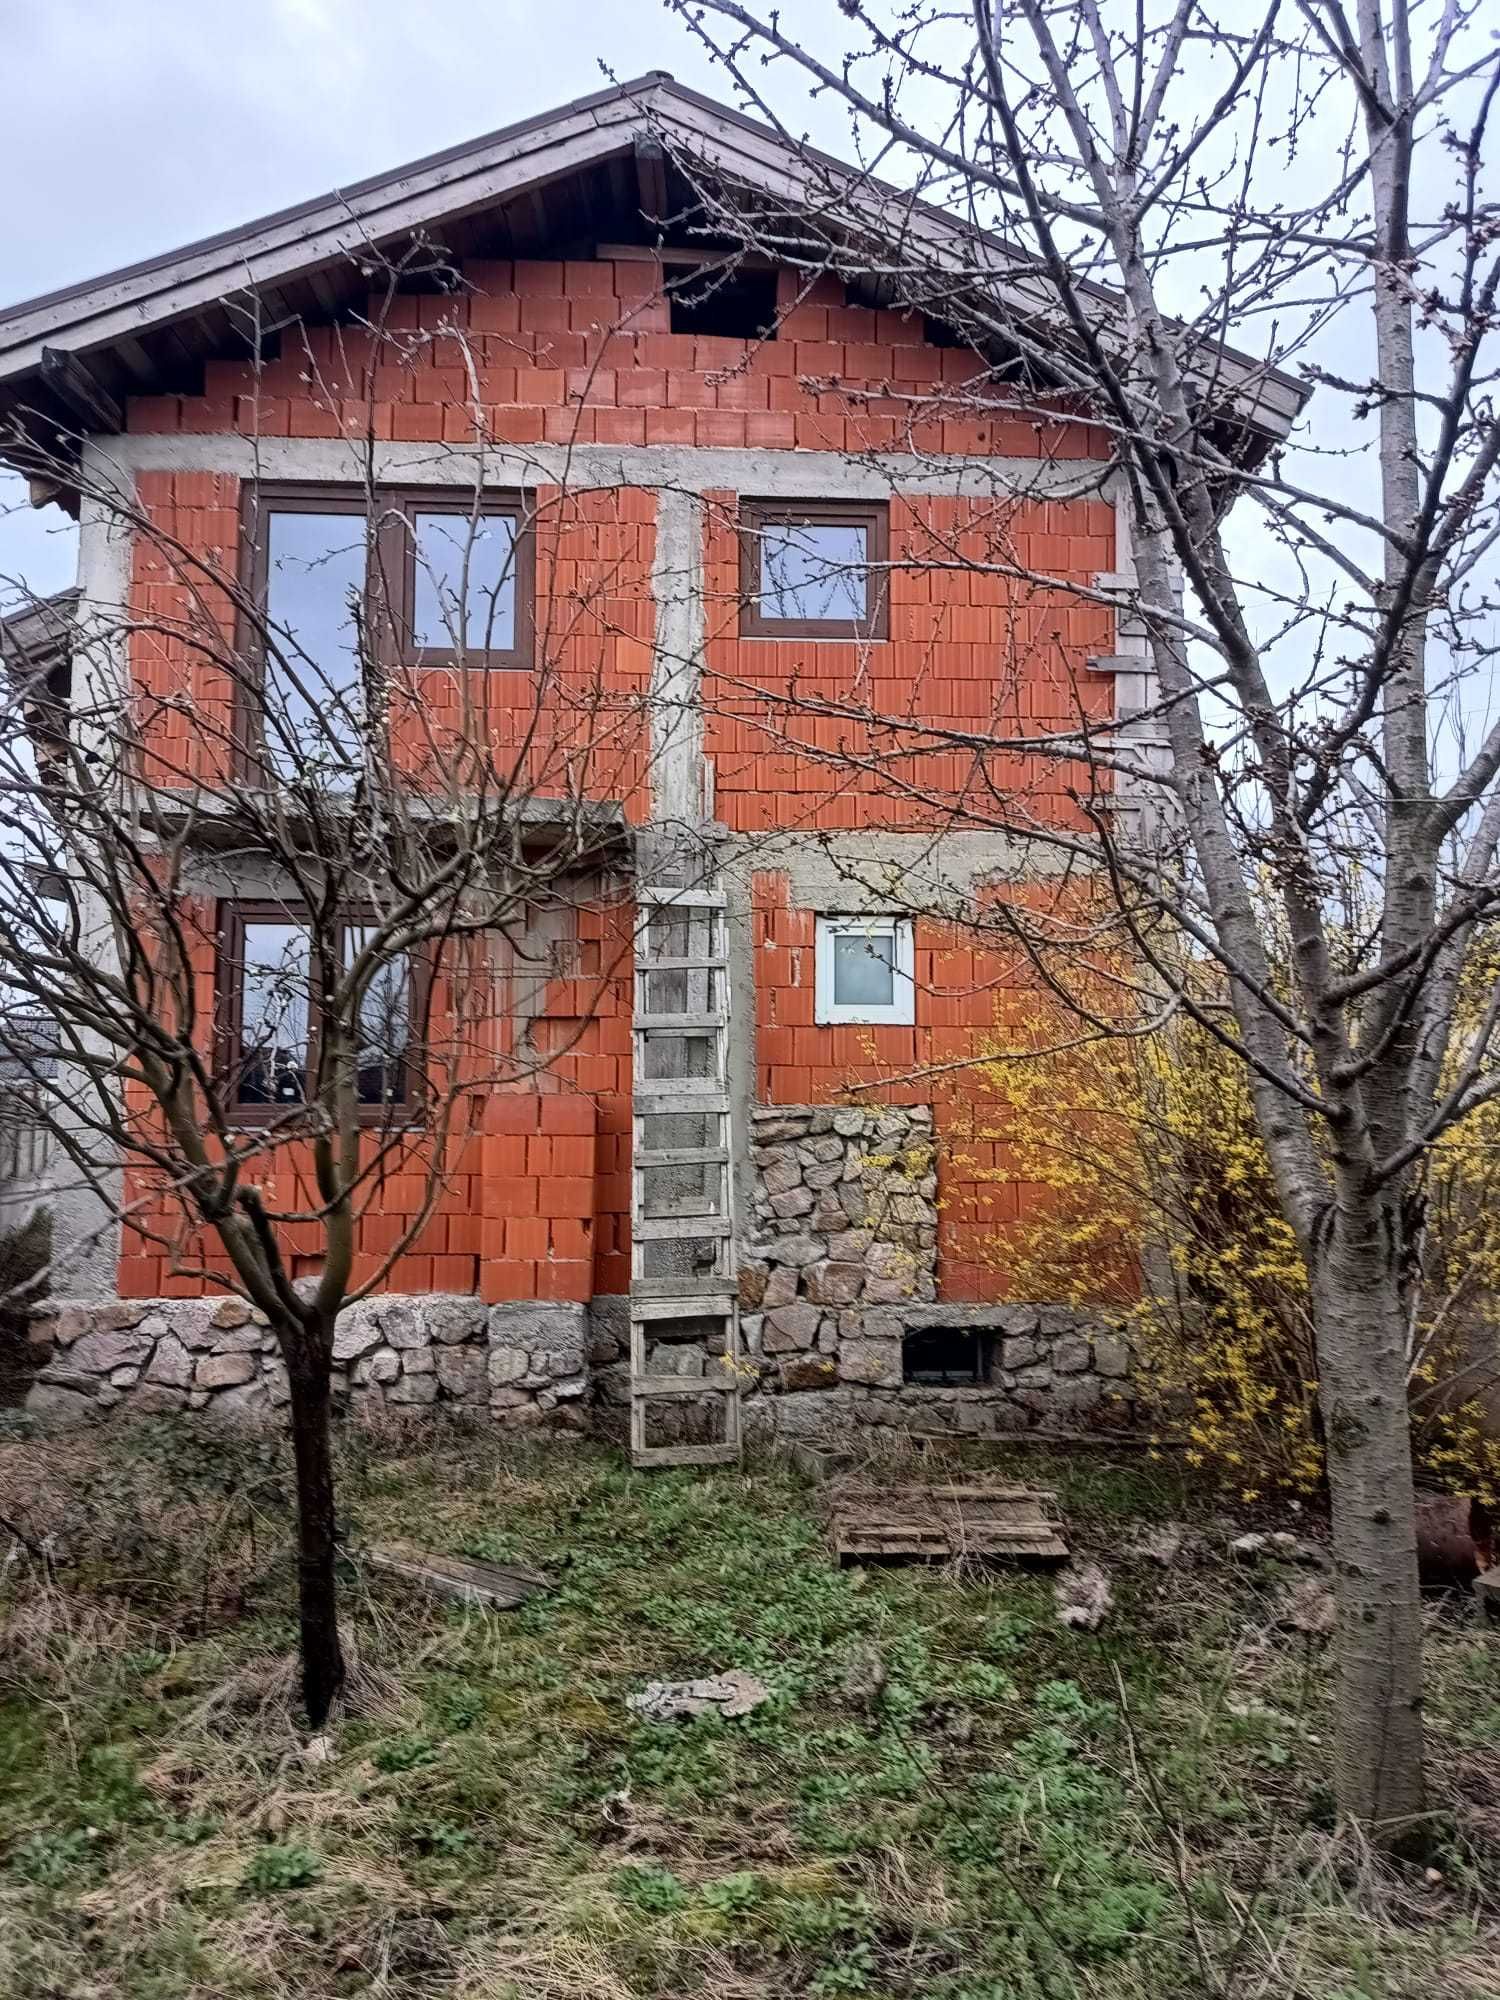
{"left": 669, "top": 266, "right": 778, "bottom": 341}
{"left": 902, "top": 1325, "right": 994, "bottom": 1387}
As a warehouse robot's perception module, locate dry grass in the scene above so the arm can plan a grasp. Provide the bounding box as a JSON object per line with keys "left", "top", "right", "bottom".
{"left": 0, "top": 1415, "right": 1496, "bottom": 1999}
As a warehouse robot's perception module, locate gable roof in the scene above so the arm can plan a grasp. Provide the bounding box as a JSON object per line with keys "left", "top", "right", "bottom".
{"left": 0, "top": 71, "right": 1306, "bottom": 470}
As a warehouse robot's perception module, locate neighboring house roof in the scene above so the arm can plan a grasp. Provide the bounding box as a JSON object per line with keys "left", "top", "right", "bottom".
{"left": 1, "top": 588, "right": 77, "bottom": 694}
{"left": 0, "top": 1011, "right": 59, "bottom": 1086}
{"left": 0, "top": 72, "right": 1306, "bottom": 476}
{"left": 1, "top": 588, "right": 78, "bottom": 789}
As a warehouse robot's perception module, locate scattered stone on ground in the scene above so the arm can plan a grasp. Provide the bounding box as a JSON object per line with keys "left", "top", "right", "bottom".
{"left": 1274, "top": 1574, "right": 1337, "bottom": 1637}
{"left": 626, "top": 1670, "right": 770, "bottom": 1722}
{"left": 1231, "top": 1528, "right": 1326, "bottom": 1567}
{"left": 1131, "top": 1523, "right": 1186, "bottom": 1566}
{"left": 1054, "top": 1561, "right": 1114, "bottom": 1631}
{"left": 839, "top": 1641, "right": 887, "bottom": 1706}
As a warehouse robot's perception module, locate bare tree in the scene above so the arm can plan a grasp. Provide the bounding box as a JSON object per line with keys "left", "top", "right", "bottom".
{"left": 0, "top": 322, "right": 650, "bottom": 1720}
{"left": 663, "top": 0, "right": 1500, "bottom": 1843}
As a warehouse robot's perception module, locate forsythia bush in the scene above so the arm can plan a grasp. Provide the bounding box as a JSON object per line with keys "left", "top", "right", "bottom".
{"left": 961, "top": 1009, "right": 1500, "bottom": 1502}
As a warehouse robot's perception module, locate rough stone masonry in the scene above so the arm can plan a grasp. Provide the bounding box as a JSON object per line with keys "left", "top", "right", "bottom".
{"left": 24, "top": 1102, "right": 1133, "bottom": 1438}
{"left": 25, "top": 1296, "right": 590, "bottom": 1429}
{"left": 732, "top": 1103, "right": 1134, "bottom": 1438}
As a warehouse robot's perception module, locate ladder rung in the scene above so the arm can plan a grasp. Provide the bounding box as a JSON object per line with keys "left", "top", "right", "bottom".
{"left": 631, "top": 1443, "right": 739, "bottom": 1468}
{"left": 631, "top": 1373, "right": 737, "bottom": 1398}
{"left": 633, "top": 1086, "right": 729, "bottom": 1110}
{"left": 632, "top": 1213, "right": 733, "bottom": 1241}
{"left": 635, "top": 1013, "right": 727, "bottom": 1032}
{"left": 636, "top": 956, "right": 729, "bottom": 973}
{"left": 637, "top": 887, "right": 726, "bottom": 907}
{"left": 640, "top": 1197, "right": 725, "bottom": 1219}
{"left": 629, "top": 1293, "right": 736, "bottom": 1320}
{"left": 630, "top": 1273, "right": 737, "bottom": 1300}
{"left": 634, "top": 1145, "right": 728, "bottom": 1167}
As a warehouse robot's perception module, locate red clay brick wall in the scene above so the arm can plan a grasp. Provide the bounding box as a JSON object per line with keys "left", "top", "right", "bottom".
{"left": 112, "top": 898, "right": 631, "bottom": 1305}
{"left": 753, "top": 870, "right": 1083, "bottom": 1302}
{"left": 117, "top": 253, "right": 1117, "bottom": 1308}
{"left": 124, "top": 264, "right": 1112, "bottom": 460}
{"left": 703, "top": 490, "right": 1115, "bottom": 832}
{"left": 478, "top": 1096, "right": 597, "bottom": 1304}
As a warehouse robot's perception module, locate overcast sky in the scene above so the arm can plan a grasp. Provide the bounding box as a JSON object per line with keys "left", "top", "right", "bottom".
{"left": 0, "top": 0, "right": 842, "bottom": 606}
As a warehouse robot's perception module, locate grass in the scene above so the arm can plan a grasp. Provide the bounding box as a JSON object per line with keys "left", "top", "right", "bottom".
{"left": 0, "top": 1416, "right": 1495, "bottom": 1998}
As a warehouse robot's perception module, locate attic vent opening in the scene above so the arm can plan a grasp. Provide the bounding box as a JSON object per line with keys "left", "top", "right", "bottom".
{"left": 669, "top": 266, "right": 778, "bottom": 341}
{"left": 902, "top": 1325, "right": 994, "bottom": 1387}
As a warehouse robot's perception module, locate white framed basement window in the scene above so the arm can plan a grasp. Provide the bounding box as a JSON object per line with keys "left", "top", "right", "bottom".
{"left": 815, "top": 915, "right": 915, "bottom": 1025}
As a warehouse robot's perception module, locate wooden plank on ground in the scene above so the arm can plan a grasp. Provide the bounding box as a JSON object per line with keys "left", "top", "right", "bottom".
{"left": 364, "top": 1546, "right": 550, "bottom": 1609}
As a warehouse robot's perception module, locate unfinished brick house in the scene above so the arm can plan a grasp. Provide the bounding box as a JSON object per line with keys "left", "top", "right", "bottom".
{"left": 0, "top": 74, "right": 1300, "bottom": 1457}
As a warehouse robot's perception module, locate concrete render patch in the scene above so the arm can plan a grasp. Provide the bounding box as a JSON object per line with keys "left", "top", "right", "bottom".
{"left": 101, "top": 433, "right": 1112, "bottom": 499}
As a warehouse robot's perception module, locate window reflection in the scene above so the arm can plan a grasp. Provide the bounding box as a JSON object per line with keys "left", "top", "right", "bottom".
{"left": 343, "top": 927, "right": 411, "bottom": 1105}
{"left": 832, "top": 928, "right": 897, "bottom": 1008}
{"left": 412, "top": 511, "right": 517, "bottom": 653}
{"left": 237, "top": 922, "right": 311, "bottom": 1104}
{"left": 263, "top": 510, "right": 367, "bottom": 772}
{"left": 759, "top": 520, "right": 869, "bottom": 623}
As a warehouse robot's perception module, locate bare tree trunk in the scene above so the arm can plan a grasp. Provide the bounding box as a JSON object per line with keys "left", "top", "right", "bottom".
{"left": 1312, "top": 1209, "right": 1426, "bottom": 1841}
{"left": 282, "top": 1331, "right": 346, "bottom": 1728}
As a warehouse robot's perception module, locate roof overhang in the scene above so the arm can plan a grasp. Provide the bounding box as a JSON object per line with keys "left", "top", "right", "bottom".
{"left": 0, "top": 71, "right": 1307, "bottom": 486}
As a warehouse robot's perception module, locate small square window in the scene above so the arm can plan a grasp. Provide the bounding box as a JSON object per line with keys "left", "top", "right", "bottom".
{"left": 740, "top": 502, "right": 888, "bottom": 639}
{"left": 815, "top": 915, "right": 914, "bottom": 1025}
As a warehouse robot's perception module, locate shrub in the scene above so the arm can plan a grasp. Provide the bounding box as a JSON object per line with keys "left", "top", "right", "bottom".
{"left": 964, "top": 984, "right": 1500, "bottom": 1501}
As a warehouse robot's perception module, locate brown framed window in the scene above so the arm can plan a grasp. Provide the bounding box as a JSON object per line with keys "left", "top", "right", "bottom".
{"left": 217, "top": 902, "right": 421, "bottom": 1124}
{"left": 380, "top": 489, "right": 533, "bottom": 669}
{"left": 245, "top": 489, "right": 370, "bottom": 779}
{"left": 739, "top": 500, "right": 889, "bottom": 640}
{"left": 240, "top": 485, "right": 535, "bottom": 769}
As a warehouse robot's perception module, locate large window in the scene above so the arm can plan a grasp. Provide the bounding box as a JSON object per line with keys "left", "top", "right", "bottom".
{"left": 257, "top": 498, "right": 369, "bottom": 777}
{"left": 220, "top": 904, "right": 417, "bottom": 1121}
{"left": 814, "top": 914, "right": 914, "bottom": 1025}
{"left": 740, "top": 501, "right": 888, "bottom": 639}
{"left": 243, "top": 486, "right": 533, "bottom": 769}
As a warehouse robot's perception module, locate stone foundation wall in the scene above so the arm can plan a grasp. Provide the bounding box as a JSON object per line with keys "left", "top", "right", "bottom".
{"left": 744, "top": 1303, "right": 1136, "bottom": 1440}
{"left": 738, "top": 1103, "right": 938, "bottom": 1396}
{"left": 25, "top": 1296, "right": 588, "bottom": 1428}
{"left": 736, "top": 1104, "right": 1135, "bottom": 1435}
{"left": 23, "top": 1104, "right": 1137, "bottom": 1440}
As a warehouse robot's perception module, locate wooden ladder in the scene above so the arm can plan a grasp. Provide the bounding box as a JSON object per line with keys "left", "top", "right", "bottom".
{"left": 628, "top": 884, "right": 742, "bottom": 1469}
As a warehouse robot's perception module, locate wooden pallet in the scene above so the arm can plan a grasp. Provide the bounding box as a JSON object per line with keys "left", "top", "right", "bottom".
{"left": 829, "top": 1484, "right": 1069, "bottom": 1567}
